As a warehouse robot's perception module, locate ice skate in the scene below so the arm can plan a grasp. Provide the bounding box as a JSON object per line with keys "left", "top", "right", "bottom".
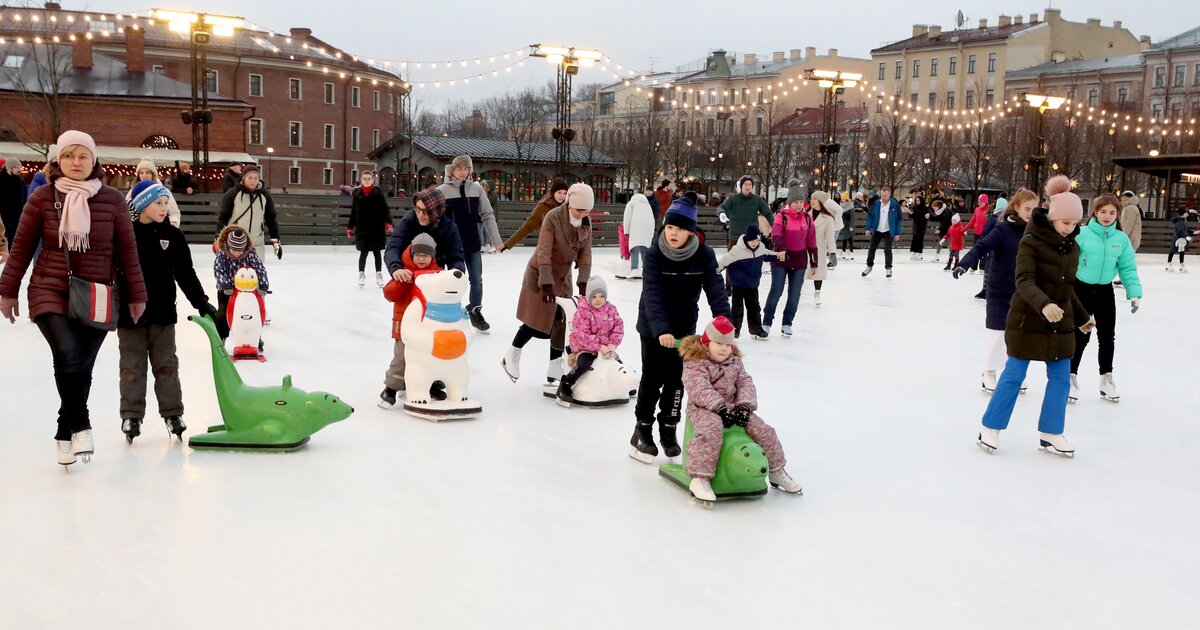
{"left": 357, "top": 271, "right": 365, "bottom": 287}
{"left": 71, "top": 429, "right": 93, "bottom": 463}
{"left": 977, "top": 428, "right": 1000, "bottom": 454}
{"left": 689, "top": 477, "right": 716, "bottom": 507}
{"left": 1181, "top": 264, "right": 1188, "bottom": 273}
{"left": 375, "top": 271, "right": 385, "bottom": 288}
{"left": 468, "top": 306, "right": 491, "bottom": 334}
{"left": 780, "top": 325, "right": 793, "bottom": 337}
{"left": 1069, "top": 374, "right": 1080, "bottom": 404}
{"left": 814, "top": 290, "right": 822, "bottom": 306}
{"left": 629, "top": 422, "right": 658, "bottom": 464}
{"left": 542, "top": 357, "right": 564, "bottom": 398}
{"left": 629, "top": 267, "right": 642, "bottom": 279}
{"left": 768, "top": 469, "right": 803, "bottom": 494}
{"left": 501, "top": 347, "right": 521, "bottom": 382}
{"left": 554, "top": 380, "right": 576, "bottom": 408}
{"left": 886, "top": 268, "right": 893, "bottom": 279}
{"left": 861, "top": 266, "right": 873, "bottom": 277}
{"left": 1166, "top": 262, "right": 1176, "bottom": 272}
{"left": 659, "top": 422, "right": 681, "bottom": 458}
{"left": 378, "top": 387, "right": 401, "bottom": 409}
{"left": 980, "top": 370, "right": 997, "bottom": 393}
{"left": 1100, "top": 373, "right": 1120, "bottom": 402}
{"left": 56, "top": 440, "right": 76, "bottom": 466}
{"left": 753, "top": 327, "right": 769, "bottom": 340}
{"left": 1039, "top": 432, "right": 1075, "bottom": 458}
{"left": 164, "top": 416, "right": 186, "bottom": 440}
{"left": 121, "top": 417, "right": 142, "bottom": 444}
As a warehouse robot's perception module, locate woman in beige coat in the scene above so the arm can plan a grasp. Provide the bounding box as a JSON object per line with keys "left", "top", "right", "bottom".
{"left": 502, "top": 183, "right": 594, "bottom": 394}
{"left": 804, "top": 192, "right": 843, "bottom": 307}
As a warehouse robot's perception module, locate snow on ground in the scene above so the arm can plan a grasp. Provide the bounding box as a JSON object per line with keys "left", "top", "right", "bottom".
{"left": 0, "top": 245, "right": 1196, "bottom": 628}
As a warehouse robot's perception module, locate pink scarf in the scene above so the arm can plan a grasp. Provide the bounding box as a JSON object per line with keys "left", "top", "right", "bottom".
{"left": 54, "top": 177, "right": 103, "bottom": 252}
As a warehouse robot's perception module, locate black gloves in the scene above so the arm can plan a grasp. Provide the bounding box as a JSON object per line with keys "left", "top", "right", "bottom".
{"left": 201, "top": 301, "right": 220, "bottom": 321}
{"left": 952, "top": 266, "right": 967, "bottom": 279}
{"left": 577, "top": 281, "right": 587, "bottom": 296}
{"left": 718, "top": 407, "right": 751, "bottom": 428}
{"left": 718, "top": 407, "right": 736, "bottom": 428}
{"left": 540, "top": 284, "right": 556, "bottom": 304}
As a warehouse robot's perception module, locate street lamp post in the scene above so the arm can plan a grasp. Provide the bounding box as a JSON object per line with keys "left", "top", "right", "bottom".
{"left": 1022, "top": 93, "right": 1066, "bottom": 195}
{"left": 804, "top": 69, "right": 862, "bottom": 195}
{"left": 265, "top": 147, "right": 274, "bottom": 191}
{"left": 529, "top": 44, "right": 602, "bottom": 176}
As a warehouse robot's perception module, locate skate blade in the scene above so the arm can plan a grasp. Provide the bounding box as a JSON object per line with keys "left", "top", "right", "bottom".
{"left": 377, "top": 400, "right": 395, "bottom": 409}
{"left": 628, "top": 448, "right": 654, "bottom": 464}
{"left": 1020, "top": 388, "right": 1028, "bottom": 395}
{"left": 689, "top": 496, "right": 714, "bottom": 509}
{"left": 976, "top": 440, "right": 997, "bottom": 455}
{"left": 1068, "top": 397, "right": 1078, "bottom": 404}
{"left": 555, "top": 398, "right": 572, "bottom": 408}
{"left": 1101, "top": 395, "right": 1120, "bottom": 403}
{"left": 473, "top": 328, "right": 491, "bottom": 335}
{"left": 1039, "top": 442, "right": 1075, "bottom": 458}
{"left": 769, "top": 482, "right": 804, "bottom": 495}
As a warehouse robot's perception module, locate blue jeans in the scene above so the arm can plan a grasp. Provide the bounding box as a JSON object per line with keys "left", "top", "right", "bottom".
{"left": 982, "top": 356, "right": 1070, "bottom": 435}
{"left": 763, "top": 266, "right": 804, "bottom": 327}
{"left": 630, "top": 246, "right": 647, "bottom": 270}
{"left": 464, "top": 250, "right": 484, "bottom": 310}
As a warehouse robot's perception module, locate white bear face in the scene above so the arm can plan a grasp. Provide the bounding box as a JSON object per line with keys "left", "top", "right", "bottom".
{"left": 415, "top": 269, "right": 468, "bottom": 305}
{"left": 233, "top": 267, "right": 259, "bottom": 292}
{"left": 601, "top": 359, "right": 640, "bottom": 393}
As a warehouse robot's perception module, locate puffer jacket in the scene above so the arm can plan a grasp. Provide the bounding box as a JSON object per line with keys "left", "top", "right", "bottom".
{"left": 214, "top": 249, "right": 269, "bottom": 293}
{"left": 382, "top": 245, "right": 442, "bottom": 339}
{"left": 0, "top": 181, "right": 147, "bottom": 320}
{"left": 1076, "top": 218, "right": 1142, "bottom": 298}
{"left": 438, "top": 158, "right": 502, "bottom": 254}
{"left": 622, "top": 194, "right": 656, "bottom": 250}
{"left": 1005, "top": 209, "right": 1090, "bottom": 362}
{"left": 960, "top": 214, "right": 1027, "bottom": 330}
{"left": 965, "top": 203, "right": 989, "bottom": 236}
{"left": 348, "top": 185, "right": 393, "bottom": 252}
{"left": 120, "top": 219, "right": 209, "bottom": 327}
{"left": 679, "top": 335, "right": 756, "bottom": 417}
{"left": 771, "top": 207, "right": 818, "bottom": 270}
{"left": 944, "top": 223, "right": 968, "bottom": 251}
{"left": 637, "top": 232, "right": 729, "bottom": 339}
{"left": 718, "top": 235, "right": 777, "bottom": 289}
{"left": 569, "top": 295, "right": 623, "bottom": 353}
{"left": 217, "top": 182, "right": 280, "bottom": 250}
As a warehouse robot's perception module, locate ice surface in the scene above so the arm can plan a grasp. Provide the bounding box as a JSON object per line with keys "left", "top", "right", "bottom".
{"left": 0, "top": 245, "right": 1196, "bottom": 628}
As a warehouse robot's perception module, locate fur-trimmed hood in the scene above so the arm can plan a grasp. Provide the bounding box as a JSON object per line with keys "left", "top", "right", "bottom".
{"left": 678, "top": 334, "right": 742, "bottom": 362}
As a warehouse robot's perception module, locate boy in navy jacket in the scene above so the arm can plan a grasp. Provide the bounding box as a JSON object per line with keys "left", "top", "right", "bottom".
{"left": 718, "top": 224, "right": 781, "bottom": 340}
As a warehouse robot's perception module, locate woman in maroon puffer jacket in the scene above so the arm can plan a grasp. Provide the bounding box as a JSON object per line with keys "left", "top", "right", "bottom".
{"left": 0, "top": 131, "right": 147, "bottom": 467}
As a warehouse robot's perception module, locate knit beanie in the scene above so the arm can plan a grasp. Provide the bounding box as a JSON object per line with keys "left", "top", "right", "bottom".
{"left": 810, "top": 189, "right": 830, "bottom": 207}
{"left": 56, "top": 130, "right": 97, "bottom": 163}
{"left": 977, "top": 193, "right": 989, "bottom": 205}
{"left": 414, "top": 188, "right": 447, "bottom": 218}
{"left": 549, "top": 177, "right": 569, "bottom": 196}
{"left": 1121, "top": 190, "right": 1135, "bottom": 199}
{"left": 701, "top": 316, "right": 736, "bottom": 346}
{"left": 135, "top": 158, "right": 157, "bottom": 180}
{"left": 951, "top": 213, "right": 961, "bottom": 224}
{"left": 737, "top": 175, "right": 754, "bottom": 190}
{"left": 664, "top": 195, "right": 698, "bottom": 232}
{"left": 785, "top": 178, "right": 804, "bottom": 203}
{"left": 240, "top": 164, "right": 261, "bottom": 179}
{"left": 410, "top": 233, "right": 436, "bottom": 257}
{"left": 1045, "top": 175, "right": 1083, "bottom": 222}
{"left": 994, "top": 198, "right": 1008, "bottom": 214}
{"left": 129, "top": 181, "right": 169, "bottom": 218}
{"left": 744, "top": 223, "right": 762, "bottom": 241}
{"left": 585, "top": 275, "right": 607, "bottom": 301}
{"left": 5, "top": 159, "right": 21, "bottom": 172}
{"left": 226, "top": 228, "right": 250, "bottom": 253}
{"left": 567, "top": 182, "right": 595, "bottom": 210}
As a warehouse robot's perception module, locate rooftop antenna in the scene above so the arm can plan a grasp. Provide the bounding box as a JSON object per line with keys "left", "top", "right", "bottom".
{"left": 956, "top": 10, "right": 966, "bottom": 30}
{"left": 648, "top": 56, "right": 660, "bottom": 73}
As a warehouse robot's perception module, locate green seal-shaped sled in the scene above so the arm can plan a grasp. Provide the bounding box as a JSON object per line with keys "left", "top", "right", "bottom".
{"left": 187, "top": 315, "right": 354, "bottom": 451}
{"left": 659, "top": 420, "right": 769, "bottom": 500}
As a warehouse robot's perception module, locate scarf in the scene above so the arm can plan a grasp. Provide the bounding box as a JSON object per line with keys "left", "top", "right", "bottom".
{"left": 569, "top": 213, "right": 583, "bottom": 228}
{"left": 361, "top": 184, "right": 375, "bottom": 196}
{"left": 54, "top": 177, "right": 103, "bottom": 252}
{"left": 658, "top": 230, "right": 699, "bottom": 262}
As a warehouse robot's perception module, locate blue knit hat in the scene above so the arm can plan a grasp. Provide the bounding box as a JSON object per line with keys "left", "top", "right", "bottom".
{"left": 664, "top": 195, "right": 698, "bottom": 232}
{"left": 129, "top": 181, "right": 169, "bottom": 219}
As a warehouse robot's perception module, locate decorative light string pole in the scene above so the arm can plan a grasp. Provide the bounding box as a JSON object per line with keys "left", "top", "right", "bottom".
{"left": 528, "top": 44, "right": 603, "bottom": 176}
{"left": 805, "top": 69, "right": 862, "bottom": 195}
{"left": 158, "top": 10, "right": 242, "bottom": 192}
{"left": 1021, "top": 92, "right": 1065, "bottom": 196}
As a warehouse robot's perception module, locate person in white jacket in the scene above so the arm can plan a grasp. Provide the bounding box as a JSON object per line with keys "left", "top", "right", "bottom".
{"left": 622, "top": 193, "right": 656, "bottom": 278}
{"left": 124, "top": 158, "right": 180, "bottom": 226}
{"left": 804, "top": 192, "right": 843, "bottom": 306}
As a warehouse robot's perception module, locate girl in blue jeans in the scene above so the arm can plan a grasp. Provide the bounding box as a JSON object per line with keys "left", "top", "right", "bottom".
{"left": 763, "top": 190, "right": 817, "bottom": 337}
{"left": 977, "top": 176, "right": 1095, "bottom": 457}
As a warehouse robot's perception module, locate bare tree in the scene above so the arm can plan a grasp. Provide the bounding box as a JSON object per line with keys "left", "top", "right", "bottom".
{"left": 866, "top": 97, "right": 917, "bottom": 191}
{"left": 483, "top": 87, "right": 551, "bottom": 165}
{"left": 0, "top": 2, "right": 77, "bottom": 156}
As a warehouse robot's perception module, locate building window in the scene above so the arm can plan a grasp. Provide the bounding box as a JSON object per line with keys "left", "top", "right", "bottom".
{"left": 706, "top": 118, "right": 714, "bottom": 136}
{"left": 895, "top": 61, "right": 902, "bottom": 79}
{"left": 248, "top": 118, "right": 264, "bottom": 145}
{"left": 741, "top": 88, "right": 748, "bottom": 103}
{"left": 324, "top": 82, "right": 335, "bottom": 105}
{"left": 912, "top": 59, "right": 920, "bottom": 78}
{"left": 288, "top": 166, "right": 301, "bottom": 185}
{"left": 1152, "top": 103, "right": 1163, "bottom": 119}
{"left": 373, "top": 90, "right": 381, "bottom": 111}
{"left": 876, "top": 101, "right": 884, "bottom": 113}
{"left": 987, "top": 53, "right": 997, "bottom": 73}
{"left": 1088, "top": 88, "right": 1099, "bottom": 107}
{"left": 928, "top": 92, "right": 937, "bottom": 108}
{"left": 1172, "top": 102, "right": 1183, "bottom": 117}
{"left": 388, "top": 93, "right": 395, "bottom": 113}
{"left": 985, "top": 89, "right": 994, "bottom": 106}
{"left": 351, "top": 86, "right": 361, "bottom": 108}
{"left": 1195, "top": 64, "right": 1200, "bottom": 86}
{"left": 756, "top": 117, "right": 763, "bottom": 135}
{"left": 946, "top": 91, "right": 955, "bottom": 108}
{"left": 1117, "top": 86, "right": 1128, "bottom": 104}
{"left": 741, "top": 118, "right": 748, "bottom": 134}
{"left": 351, "top": 169, "right": 359, "bottom": 184}
{"left": 948, "top": 56, "right": 957, "bottom": 75}
{"left": 679, "top": 120, "right": 687, "bottom": 138}
{"left": 351, "top": 127, "right": 360, "bottom": 152}
{"left": 910, "top": 93, "right": 919, "bottom": 106}
{"left": 247, "top": 73, "right": 263, "bottom": 98}
{"left": 206, "top": 70, "right": 218, "bottom": 94}
{"left": 967, "top": 55, "right": 976, "bottom": 74}
{"left": 966, "top": 91, "right": 975, "bottom": 108}
{"left": 372, "top": 129, "right": 380, "bottom": 148}
{"left": 289, "top": 121, "right": 302, "bottom": 147}
{"left": 323, "top": 124, "right": 335, "bottom": 150}
{"left": 323, "top": 168, "right": 334, "bottom": 186}
{"left": 1174, "top": 64, "right": 1186, "bottom": 87}
{"left": 708, "top": 90, "right": 717, "bottom": 105}
{"left": 930, "top": 58, "right": 939, "bottom": 76}
{"left": 1154, "top": 66, "right": 1166, "bottom": 88}
{"left": 878, "top": 62, "right": 885, "bottom": 80}
{"left": 289, "top": 78, "right": 302, "bottom": 100}
{"left": 151, "top": 64, "right": 165, "bottom": 75}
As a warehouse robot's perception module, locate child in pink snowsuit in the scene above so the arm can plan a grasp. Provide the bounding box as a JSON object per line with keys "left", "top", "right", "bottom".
{"left": 558, "top": 276, "right": 623, "bottom": 401}
{"left": 679, "top": 316, "right": 802, "bottom": 500}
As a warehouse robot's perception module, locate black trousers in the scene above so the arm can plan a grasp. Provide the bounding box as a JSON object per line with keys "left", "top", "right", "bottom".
{"left": 865, "top": 231, "right": 894, "bottom": 268}
{"left": 634, "top": 336, "right": 683, "bottom": 427}
{"left": 729, "top": 286, "right": 763, "bottom": 335}
{"left": 35, "top": 314, "right": 109, "bottom": 441}
{"left": 561, "top": 352, "right": 596, "bottom": 386}
{"left": 909, "top": 224, "right": 927, "bottom": 253}
{"left": 358, "top": 249, "right": 382, "bottom": 272}
{"left": 1071, "top": 281, "right": 1116, "bottom": 374}
{"left": 512, "top": 323, "right": 564, "bottom": 361}
{"left": 839, "top": 234, "right": 855, "bottom": 252}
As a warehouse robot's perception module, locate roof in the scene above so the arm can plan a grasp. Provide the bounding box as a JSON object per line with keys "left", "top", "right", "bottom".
{"left": 369, "top": 135, "right": 624, "bottom": 167}
{"left": 1153, "top": 26, "right": 1200, "bottom": 51}
{"left": 0, "top": 141, "right": 253, "bottom": 166}
{"left": 1113, "top": 153, "right": 1200, "bottom": 179}
{"left": 0, "top": 44, "right": 247, "bottom": 103}
{"left": 772, "top": 106, "right": 870, "bottom": 136}
{"left": 872, "top": 23, "right": 1036, "bottom": 54}
{"left": 1005, "top": 54, "right": 1145, "bottom": 80}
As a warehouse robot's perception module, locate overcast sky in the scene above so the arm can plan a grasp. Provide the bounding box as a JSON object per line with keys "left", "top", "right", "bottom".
{"left": 83, "top": 0, "right": 1188, "bottom": 107}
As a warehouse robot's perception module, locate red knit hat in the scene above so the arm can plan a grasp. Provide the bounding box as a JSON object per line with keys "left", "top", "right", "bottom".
{"left": 702, "top": 316, "right": 736, "bottom": 345}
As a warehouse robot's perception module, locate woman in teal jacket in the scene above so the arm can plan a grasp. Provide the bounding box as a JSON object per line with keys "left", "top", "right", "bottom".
{"left": 1070, "top": 193, "right": 1142, "bottom": 403}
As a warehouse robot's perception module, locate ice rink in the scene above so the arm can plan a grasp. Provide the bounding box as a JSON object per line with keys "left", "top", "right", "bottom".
{"left": 1, "top": 245, "right": 1195, "bottom": 628}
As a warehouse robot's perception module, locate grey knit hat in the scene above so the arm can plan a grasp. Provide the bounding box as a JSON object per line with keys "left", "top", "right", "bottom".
{"left": 411, "top": 233, "right": 436, "bottom": 257}
{"left": 785, "top": 178, "right": 805, "bottom": 203}
{"left": 585, "top": 275, "right": 607, "bottom": 301}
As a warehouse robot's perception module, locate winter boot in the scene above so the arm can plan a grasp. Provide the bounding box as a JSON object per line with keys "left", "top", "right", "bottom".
{"left": 376, "top": 271, "right": 385, "bottom": 288}
{"left": 502, "top": 347, "right": 522, "bottom": 382}
{"left": 659, "top": 422, "right": 681, "bottom": 458}
{"left": 164, "top": 416, "right": 186, "bottom": 439}
{"left": 378, "top": 387, "right": 399, "bottom": 409}
{"left": 768, "top": 469, "right": 803, "bottom": 494}
{"left": 689, "top": 477, "right": 716, "bottom": 503}
{"left": 468, "top": 306, "right": 491, "bottom": 334}
{"left": 56, "top": 440, "right": 77, "bottom": 466}
{"left": 980, "top": 370, "right": 997, "bottom": 393}
{"left": 71, "top": 429, "right": 93, "bottom": 463}
{"left": 543, "top": 357, "right": 564, "bottom": 398}
{"left": 121, "top": 417, "right": 142, "bottom": 444}
{"left": 1039, "top": 432, "right": 1075, "bottom": 457}
{"left": 357, "top": 271, "right": 366, "bottom": 287}
{"left": 977, "top": 428, "right": 1000, "bottom": 454}
{"left": 629, "top": 421, "right": 658, "bottom": 464}
{"left": 1099, "top": 373, "right": 1120, "bottom": 402}
{"left": 1069, "top": 374, "right": 1080, "bottom": 404}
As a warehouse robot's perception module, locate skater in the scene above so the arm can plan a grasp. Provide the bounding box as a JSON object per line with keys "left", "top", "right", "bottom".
{"left": 678, "top": 316, "right": 802, "bottom": 502}
{"left": 504, "top": 183, "right": 594, "bottom": 395}
{"left": 1119, "top": 191, "right": 1143, "bottom": 252}
{"left": 930, "top": 199, "right": 952, "bottom": 259}
{"left": 118, "top": 181, "right": 217, "bottom": 443}
{"left": 718, "top": 175, "right": 773, "bottom": 250}
{"left": 347, "top": 171, "right": 393, "bottom": 288}
{"left": 955, "top": 188, "right": 1037, "bottom": 393}
{"left": 763, "top": 187, "right": 818, "bottom": 336}
{"left": 1166, "top": 208, "right": 1194, "bottom": 272}
{"left": 216, "top": 165, "right": 282, "bottom": 261}
{"left": 862, "top": 186, "right": 902, "bottom": 278}
{"left": 963, "top": 193, "right": 990, "bottom": 272}
{"left": 169, "top": 162, "right": 197, "bottom": 196}
{"left": 838, "top": 192, "right": 862, "bottom": 258}
{"left": 622, "top": 192, "right": 656, "bottom": 277}
{"left": 1, "top": 158, "right": 28, "bottom": 245}
{"left": 1069, "top": 194, "right": 1143, "bottom": 404}
{"left": 213, "top": 225, "right": 269, "bottom": 342}
{"left": 654, "top": 179, "right": 674, "bottom": 218}
{"left": 386, "top": 188, "right": 466, "bottom": 276}
{"left": 942, "top": 214, "right": 967, "bottom": 270}
{"left": 504, "top": 178, "right": 568, "bottom": 250}
{"left": 221, "top": 163, "right": 243, "bottom": 193}
{"left": 718, "top": 224, "right": 780, "bottom": 340}
{"left": 977, "top": 176, "right": 1095, "bottom": 457}
{"left": 631, "top": 191, "right": 730, "bottom": 464}
{"left": 908, "top": 194, "right": 930, "bottom": 260}
{"left": 806, "top": 194, "right": 842, "bottom": 307}
{"left": 557, "top": 275, "right": 624, "bottom": 405}
{"left": 379, "top": 233, "right": 442, "bottom": 409}
{"left": 0, "top": 131, "right": 148, "bottom": 466}
{"left": 124, "top": 158, "right": 181, "bottom": 226}
{"left": 643, "top": 184, "right": 660, "bottom": 216}
{"left": 438, "top": 155, "right": 506, "bottom": 333}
